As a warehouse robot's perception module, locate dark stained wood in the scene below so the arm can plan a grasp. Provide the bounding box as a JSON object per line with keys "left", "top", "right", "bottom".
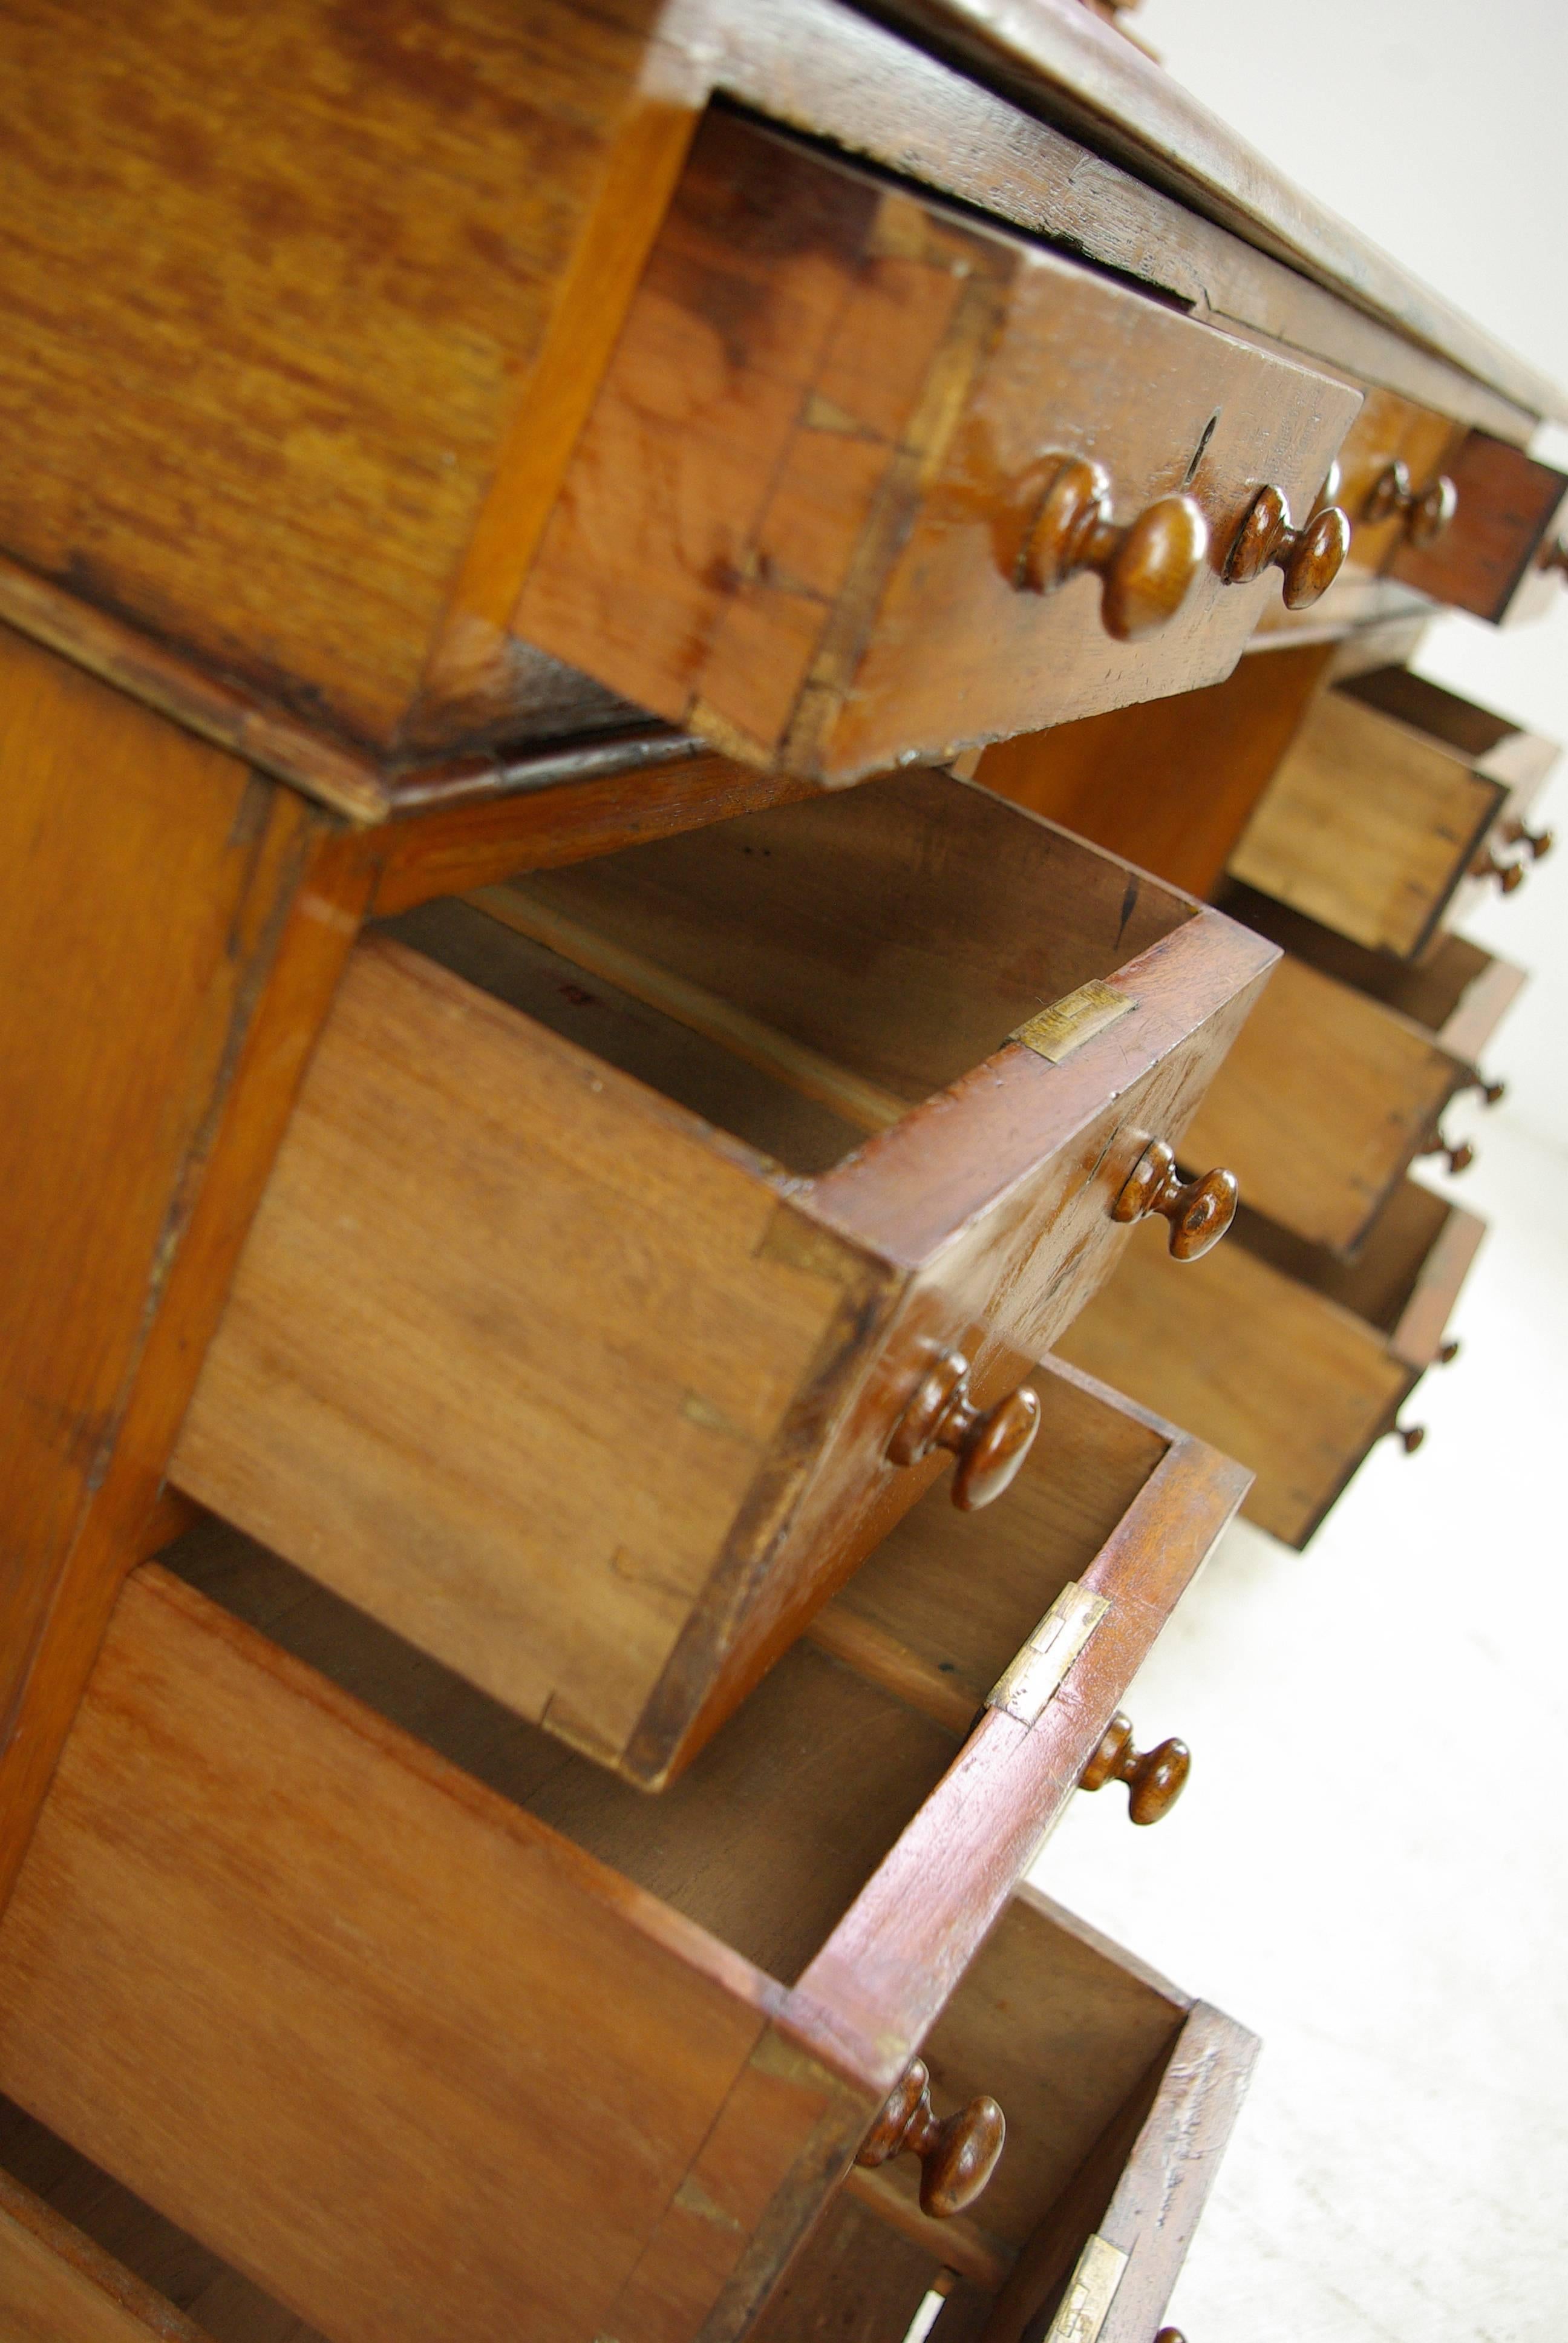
{"left": 856, "top": 2062, "right": 1007, "bottom": 2220}
{"left": 1388, "top": 431, "right": 1568, "bottom": 623}
{"left": 1111, "top": 1141, "right": 1238, "bottom": 1261}
{"left": 978, "top": 641, "right": 1335, "bottom": 899}
{"left": 172, "top": 775, "right": 1275, "bottom": 1785}
{"left": 886, "top": 1355, "right": 1042, "bottom": 1513}
{"left": 514, "top": 110, "right": 1361, "bottom": 782}
{"left": 1077, "top": 1712, "right": 1191, "bottom": 1825}
{"left": 1019, "top": 457, "right": 1210, "bottom": 641}
{"left": 0, "top": 624, "right": 373, "bottom": 1918}
{"left": 1222, "top": 484, "right": 1349, "bottom": 608}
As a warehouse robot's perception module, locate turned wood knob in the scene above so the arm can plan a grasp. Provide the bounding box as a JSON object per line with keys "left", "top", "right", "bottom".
{"left": 1224, "top": 482, "right": 1350, "bottom": 609}
{"left": 888, "top": 1351, "right": 1041, "bottom": 1511}
{"left": 1420, "top": 1130, "right": 1474, "bottom": 1175}
{"left": 1438, "top": 1337, "right": 1461, "bottom": 1365}
{"left": 856, "top": 2059, "right": 1006, "bottom": 2218}
{"left": 1156, "top": 2332, "right": 1187, "bottom": 2343}
{"left": 1079, "top": 1712, "right": 1191, "bottom": 1824}
{"left": 1472, "top": 850, "right": 1527, "bottom": 894}
{"left": 1468, "top": 1075, "right": 1506, "bottom": 1108}
{"left": 1020, "top": 455, "right": 1209, "bottom": 641}
{"left": 1502, "top": 819, "right": 1555, "bottom": 862}
{"left": 1393, "top": 1421, "right": 1426, "bottom": 1454}
{"left": 1112, "top": 1139, "right": 1238, "bottom": 1260}
{"left": 1364, "top": 458, "right": 1459, "bottom": 546}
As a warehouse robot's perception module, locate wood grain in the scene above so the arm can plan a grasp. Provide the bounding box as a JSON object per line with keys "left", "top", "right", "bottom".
{"left": 514, "top": 109, "right": 1361, "bottom": 782}
{"left": 978, "top": 641, "right": 1334, "bottom": 898}
{"left": 0, "top": 2165, "right": 211, "bottom": 2343}
{"left": 1227, "top": 670, "right": 1542, "bottom": 958}
{"left": 1387, "top": 431, "right": 1568, "bottom": 623}
{"left": 1057, "top": 1187, "right": 1482, "bottom": 1547}
{"left": 0, "top": 1354, "right": 1247, "bottom": 2343}
{"left": 0, "top": 0, "right": 676, "bottom": 755}
{"left": 0, "top": 626, "right": 374, "bottom": 1918}
{"left": 175, "top": 776, "right": 1273, "bottom": 1783}
{"left": 1177, "top": 953, "right": 1468, "bottom": 1254}
{"left": 0, "top": 1566, "right": 831, "bottom": 2343}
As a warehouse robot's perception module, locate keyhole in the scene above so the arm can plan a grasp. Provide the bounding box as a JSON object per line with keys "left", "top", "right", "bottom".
{"left": 1183, "top": 411, "right": 1220, "bottom": 488}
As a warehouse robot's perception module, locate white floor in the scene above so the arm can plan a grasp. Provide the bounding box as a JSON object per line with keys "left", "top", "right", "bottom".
{"left": 1033, "top": 1120, "right": 1568, "bottom": 2341}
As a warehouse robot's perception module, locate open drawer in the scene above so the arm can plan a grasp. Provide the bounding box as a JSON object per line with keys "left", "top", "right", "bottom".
{"left": 0, "top": 1359, "right": 1246, "bottom": 2343}
{"left": 1227, "top": 665, "right": 1558, "bottom": 961}
{"left": 1058, "top": 1181, "right": 1486, "bottom": 1548}
{"left": 171, "top": 770, "right": 1272, "bottom": 1786}
{"left": 510, "top": 106, "right": 1359, "bottom": 785}
{"left": 751, "top": 1889, "right": 1256, "bottom": 2343}
{"left": 0, "top": 2148, "right": 217, "bottom": 2343}
{"left": 1174, "top": 946, "right": 1491, "bottom": 1256}
{"left": 1382, "top": 430, "right": 1568, "bottom": 626}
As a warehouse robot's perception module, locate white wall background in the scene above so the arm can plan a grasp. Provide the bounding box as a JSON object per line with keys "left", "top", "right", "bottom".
{"left": 1029, "top": 8, "right": 1568, "bottom": 2339}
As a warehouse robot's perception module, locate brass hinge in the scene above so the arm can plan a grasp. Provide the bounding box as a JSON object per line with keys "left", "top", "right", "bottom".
{"left": 1042, "top": 2233, "right": 1129, "bottom": 2342}
{"left": 1013, "top": 980, "right": 1135, "bottom": 1064}
{"left": 987, "top": 1581, "right": 1109, "bottom": 1726}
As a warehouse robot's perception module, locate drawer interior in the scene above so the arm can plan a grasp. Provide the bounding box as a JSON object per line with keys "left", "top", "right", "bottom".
{"left": 381, "top": 769, "right": 1197, "bottom": 1178}
{"left": 1341, "top": 664, "right": 1518, "bottom": 762}
{"left": 754, "top": 1891, "right": 1197, "bottom": 2343}
{"left": 1223, "top": 882, "right": 1511, "bottom": 1041}
{"left": 165, "top": 1365, "right": 1169, "bottom": 1989}
{"left": 0, "top": 2094, "right": 318, "bottom": 2341}
{"left": 1232, "top": 1180, "right": 1456, "bottom": 1340}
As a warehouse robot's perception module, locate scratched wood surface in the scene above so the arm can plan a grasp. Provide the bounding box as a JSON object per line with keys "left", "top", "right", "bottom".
{"left": 174, "top": 776, "right": 1273, "bottom": 1784}
{"left": 515, "top": 109, "right": 1361, "bottom": 783}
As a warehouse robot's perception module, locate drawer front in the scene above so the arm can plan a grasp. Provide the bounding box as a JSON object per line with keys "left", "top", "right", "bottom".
{"left": 776, "top": 1892, "right": 1256, "bottom": 2343}
{"left": 175, "top": 778, "right": 1273, "bottom": 1787}
{"left": 512, "top": 109, "right": 1361, "bottom": 784}
{"left": 1176, "top": 954, "right": 1467, "bottom": 1255}
{"left": 1332, "top": 387, "right": 1466, "bottom": 576}
{"left": 1228, "top": 669, "right": 1558, "bottom": 960}
{"left": 1386, "top": 430, "right": 1568, "bottom": 624}
{"left": 1, "top": 1372, "right": 1246, "bottom": 2343}
{"left": 1058, "top": 1185, "right": 1485, "bottom": 1547}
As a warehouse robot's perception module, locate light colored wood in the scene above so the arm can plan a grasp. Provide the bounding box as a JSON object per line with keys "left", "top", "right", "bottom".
{"left": 0, "top": 0, "right": 677, "bottom": 758}
{"left": 0, "top": 624, "right": 374, "bottom": 1919}
{"left": 172, "top": 776, "right": 1274, "bottom": 1783}
{"left": 0, "top": 2168, "right": 211, "bottom": 2343}
{"left": 0, "top": 1358, "right": 1249, "bottom": 2342}
{"left": 977, "top": 641, "right": 1334, "bottom": 899}
{"left": 515, "top": 110, "right": 1361, "bottom": 783}
{"left": 1178, "top": 954, "right": 1466, "bottom": 1254}
{"left": 171, "top": 932, "right": 869, "bottom": 1769}
{"left": 1057, "top": 1221, "right": 1408, "bottom": 1546}
{"left": 1057, "top": 1185, "right": 1483, "bottom": 1546}
{"left": 1228, "top": 683, "right": 1503, "bottom": 955}
{"left": 0, "top": 1565, "right": 849, "bottom": 2343}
